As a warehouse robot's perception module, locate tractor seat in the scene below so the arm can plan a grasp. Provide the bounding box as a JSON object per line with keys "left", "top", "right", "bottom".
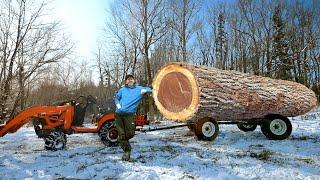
{"left": 72, "top": 105, "right": 86, "bottom": 126}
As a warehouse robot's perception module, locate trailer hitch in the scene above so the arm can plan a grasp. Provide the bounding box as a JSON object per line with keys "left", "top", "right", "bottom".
{"left": 139, "top": 124, "right": 188, "bottom": 132}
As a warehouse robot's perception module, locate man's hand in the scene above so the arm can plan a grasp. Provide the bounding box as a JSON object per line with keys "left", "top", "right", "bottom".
{"left": 141, "top": 89, "right": 147, "bottom": 94}
{"left": 116, "top": 104, "right": 121, "bottom": 109}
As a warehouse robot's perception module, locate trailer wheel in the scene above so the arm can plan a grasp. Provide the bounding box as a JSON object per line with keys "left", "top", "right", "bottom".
{"left": 99, "top": 122, "right": 119, "bottom": 146}
{"left": 194, "top": 117, "right": 219, "bottom": 141}
{"left": 44, "top": 130, "right": 67, "bottom": 151}
{"left": 237, "top": 123, "right": 257, "bottom": 132}
{"left": 260, "top": 114, "right": 292, "bottom": 140}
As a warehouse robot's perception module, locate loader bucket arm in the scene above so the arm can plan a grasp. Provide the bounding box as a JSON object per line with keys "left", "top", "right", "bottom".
{"left": 0, "top": 106, "right": 73, "bottom": 137}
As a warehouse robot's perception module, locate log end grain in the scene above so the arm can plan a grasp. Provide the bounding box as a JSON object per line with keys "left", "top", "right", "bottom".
{"left": 152, "top": 63, "right": 200, "bottom": 121}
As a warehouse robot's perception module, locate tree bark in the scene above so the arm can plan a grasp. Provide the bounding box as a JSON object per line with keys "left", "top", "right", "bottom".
{"left": 152, "top": 62, "right": 317, "bottom": 122}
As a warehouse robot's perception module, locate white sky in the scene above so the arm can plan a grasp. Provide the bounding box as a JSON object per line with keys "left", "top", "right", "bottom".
{"left": 53, "top": 0, "right": 110, "bottom": 59}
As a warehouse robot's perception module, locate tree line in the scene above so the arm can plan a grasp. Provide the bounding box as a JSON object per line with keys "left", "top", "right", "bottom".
{"left": 1, "top": 0, "right": 319, "bottom": 123}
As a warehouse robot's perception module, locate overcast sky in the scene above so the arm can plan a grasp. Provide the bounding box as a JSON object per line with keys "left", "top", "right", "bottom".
{"left": 53, "top": 0, "right": 110, "bottom": 59}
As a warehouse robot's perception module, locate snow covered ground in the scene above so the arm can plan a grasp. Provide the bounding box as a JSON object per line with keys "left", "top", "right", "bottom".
{"left": 0, "top": 113, "right": 319, "bottom": 179}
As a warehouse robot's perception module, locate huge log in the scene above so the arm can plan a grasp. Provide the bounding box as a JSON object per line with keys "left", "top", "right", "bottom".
{"left": 152, "top": 62, "right": 317, "bottom": 122}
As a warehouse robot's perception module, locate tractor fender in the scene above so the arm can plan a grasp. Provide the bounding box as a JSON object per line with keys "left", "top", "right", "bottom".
{"left": 97, "top": 113, "right": 115, "bottom": 130}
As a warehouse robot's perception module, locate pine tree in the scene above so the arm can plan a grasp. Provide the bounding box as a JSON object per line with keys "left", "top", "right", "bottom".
{"left": 272, "top": 5, "right": 291, "bottom": 80}
{"left": 215, "top": 13, "right": 227, "bottom": 70}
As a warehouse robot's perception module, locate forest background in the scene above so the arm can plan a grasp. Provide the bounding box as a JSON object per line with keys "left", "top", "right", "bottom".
{"left": 1, "top": 0, "right": 319, "bottom": 123}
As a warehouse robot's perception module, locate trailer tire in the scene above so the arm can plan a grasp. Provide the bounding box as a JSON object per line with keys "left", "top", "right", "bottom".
{"left": 99, "top": 122, "right": 119, "bottom": 147}
{"left": 194, "top": 117, "right": 219, "bottom": 141}
{"left": 44, "top": 130, "right": 67, "bottom": 151}
{"left": 237, "top": 123, "right": 257, "bottom": 132}
{"left": 260, "top": 114, "right": 292, "bottom": 140}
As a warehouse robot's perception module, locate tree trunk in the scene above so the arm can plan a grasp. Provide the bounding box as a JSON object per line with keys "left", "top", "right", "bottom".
{"left": 152, "top": 62, "right": 317, "bottom": 122}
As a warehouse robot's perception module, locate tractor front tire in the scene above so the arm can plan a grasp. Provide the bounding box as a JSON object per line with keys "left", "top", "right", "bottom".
{"left": 44, "top": 131, "right": 67, "bottom": 151}
{"left": 260, "top": 114, "right": 292, "bottom": 140}
{"left": 99, "top": 122, "right": 119, "bottom": 147}
{"left": 194, "top": 117, "right": 219, "bottom": 141}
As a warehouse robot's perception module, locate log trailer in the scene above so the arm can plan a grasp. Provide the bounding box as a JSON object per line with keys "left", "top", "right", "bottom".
{"left": 151, "top": 62, "right": 318, "bottom": 142}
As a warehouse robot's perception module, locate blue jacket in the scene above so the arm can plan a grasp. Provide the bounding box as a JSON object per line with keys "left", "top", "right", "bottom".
{"left": 114, "top": 85, "right": 152, "bottom": 114}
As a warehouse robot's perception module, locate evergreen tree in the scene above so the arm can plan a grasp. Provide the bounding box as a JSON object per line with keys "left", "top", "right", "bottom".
{"left": 272, "top": 5, "right": 292, "bottom": 80}
{"left": 215, "top": 13, "right": 227, "bottom": 70}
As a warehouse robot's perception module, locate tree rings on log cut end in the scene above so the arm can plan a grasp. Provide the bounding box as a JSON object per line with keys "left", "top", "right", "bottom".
{"left": 152, "top": 63, "right": 199, "bottom": 121}
{"left": 158, "top": 72, "right": 192, "bottom": 112}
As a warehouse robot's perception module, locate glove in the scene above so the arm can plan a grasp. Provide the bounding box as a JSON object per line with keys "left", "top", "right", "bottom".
{"left": 116, "top": 104, "right": 121, "bottom": 109}
{"left": 141, "top": 89, "right": 147, "bottom": 94}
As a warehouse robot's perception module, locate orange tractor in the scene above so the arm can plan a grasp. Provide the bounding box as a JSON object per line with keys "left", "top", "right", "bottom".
{"left": 0, "top": 95, "right": 148, "bottom": 150}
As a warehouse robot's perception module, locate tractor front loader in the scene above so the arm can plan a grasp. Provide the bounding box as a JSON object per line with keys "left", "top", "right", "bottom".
{"left": 0, "top": 105, "right": 74, "bottom": 137}
{"left": 0, "top": 104, "right": 75, "bottom": 151}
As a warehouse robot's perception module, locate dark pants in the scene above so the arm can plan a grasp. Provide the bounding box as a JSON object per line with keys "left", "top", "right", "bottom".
{"left": 115, "top": 113, "right": 135, "bottom": 152}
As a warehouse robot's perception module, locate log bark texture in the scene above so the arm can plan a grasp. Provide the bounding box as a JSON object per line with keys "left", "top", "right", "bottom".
{"left": 152, "top": 62, "right": 317, "bottom": 122}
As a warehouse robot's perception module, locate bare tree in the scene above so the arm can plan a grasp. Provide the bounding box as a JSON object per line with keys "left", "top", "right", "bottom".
{"left": 0, "top": 0, "right": 72, "bottom": 122}
{"left": 105, "top": 2, "right": 144, "bottom": 87}
{"left": 94, "top": 43, "right": 107, "bottom": 101}
{"left": 169, "top": 0, "right": 201, "bottom": 62}
{"left": 126, "top": 0, "right": 168, "bottom": 84}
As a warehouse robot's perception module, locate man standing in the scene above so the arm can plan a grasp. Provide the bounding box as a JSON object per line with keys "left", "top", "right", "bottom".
{"left": 114, "top": 74, "right": 152, "bottom": 161}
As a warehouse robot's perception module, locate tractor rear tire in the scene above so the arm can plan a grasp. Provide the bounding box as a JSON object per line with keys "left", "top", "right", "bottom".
{"left": 44, "top": 130, "right": 67, "bottom": 151}
{"left": 99, "top": 122, "right": 119, "bottom": 147}
{"left": 194, "top": 117, "right": 219, "bottom": 141}
{"left": 237, "top": 123, "right": 257, "bottom": 132}
{"left": 260, "top": 114, "right": 292, "bottom": 140}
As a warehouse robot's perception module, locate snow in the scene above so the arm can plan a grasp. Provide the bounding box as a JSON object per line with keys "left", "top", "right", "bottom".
{"left": 0, "top": 113, "right": 319, "bottom": 179}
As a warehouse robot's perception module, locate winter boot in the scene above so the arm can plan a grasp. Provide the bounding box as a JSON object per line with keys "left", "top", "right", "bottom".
{"left": 121, "top": 151, "right": 131, "bottom": 161}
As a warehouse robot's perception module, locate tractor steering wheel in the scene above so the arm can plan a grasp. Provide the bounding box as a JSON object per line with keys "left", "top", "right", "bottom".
{"left": 74, "top": 95, "right": 97, "bottom": 107}
{"left": 74, "top": 96, "right": 86, "bottom": 106}
{"left": 87, "top": 95, "right": 97, "bottom": 105}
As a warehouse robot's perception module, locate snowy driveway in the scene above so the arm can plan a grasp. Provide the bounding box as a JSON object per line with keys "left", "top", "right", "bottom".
{"left": 0, "top": 118, "right": 319, "bottom": 179}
